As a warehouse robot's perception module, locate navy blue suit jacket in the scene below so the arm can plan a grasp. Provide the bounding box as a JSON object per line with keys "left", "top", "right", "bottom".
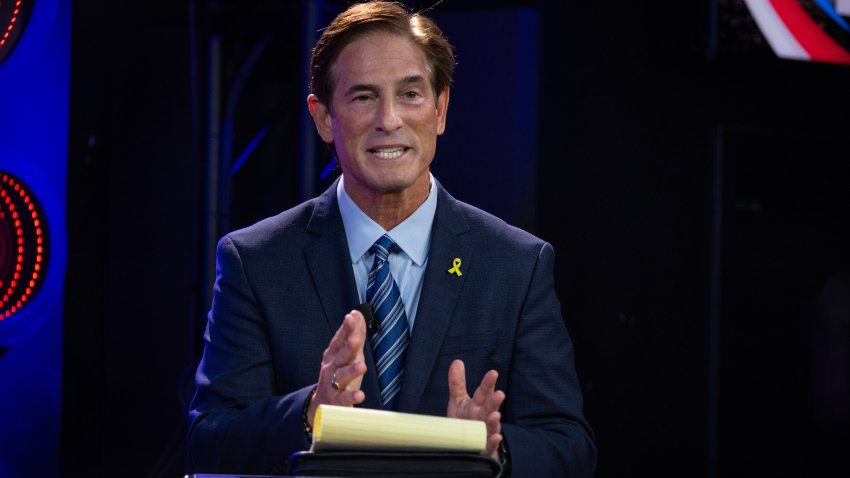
{"left": 188, "top": 179, "right": 596, "bottom": 477}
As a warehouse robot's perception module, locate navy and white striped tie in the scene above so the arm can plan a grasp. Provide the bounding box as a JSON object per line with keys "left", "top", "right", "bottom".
{"left": 365, "top": 234, "right": 410, "bottom": 410}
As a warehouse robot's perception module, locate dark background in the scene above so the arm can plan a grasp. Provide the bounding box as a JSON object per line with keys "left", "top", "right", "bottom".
{"left": 62, "top": 0, "right": 850, "bottom": 477}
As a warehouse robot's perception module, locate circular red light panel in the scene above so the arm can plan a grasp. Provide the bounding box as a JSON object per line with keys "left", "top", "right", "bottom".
{"left": 0, "top": 171, "right": 48, "bottom": 319}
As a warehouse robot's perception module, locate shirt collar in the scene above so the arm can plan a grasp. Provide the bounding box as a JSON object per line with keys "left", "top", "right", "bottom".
{"left": 337, "top": 174, "right": 437, "bottom": 266}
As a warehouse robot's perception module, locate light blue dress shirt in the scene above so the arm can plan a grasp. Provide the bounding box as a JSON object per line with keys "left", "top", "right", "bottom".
{"left": 336, "top": 174, "right": 438, "bottom": 331}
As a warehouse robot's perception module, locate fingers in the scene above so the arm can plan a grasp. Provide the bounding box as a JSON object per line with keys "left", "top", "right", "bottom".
{"left": 448, "top": 359, "right": 468, "bottom": 403}
{"left": 309, "top": 310, "right": 369, "bottom": 425}
{"left": 484, "top": 409, "right": 503, "bottom": 459}
{"left": 329, "top": 387, "right": 366, "bottom": 407}
{"left": 320, "top": 311, "right": 367, "bottom": 392}
{"left": 485, "top": 410, "right": 502, "bottom": 439}
{"left": 331, "top": 360, "right": 367, "bottom": 390}
{"left": 447, "top": 362, "right": 506, "bottom": 425}
{"left": 472, "top": 369, "right": 499, "bottom": 405}
{"left": 485, "top": 431, "right": 503, "bottom": 459}
{"left": 326, "top": 311, "right": 367, "bottom": 363}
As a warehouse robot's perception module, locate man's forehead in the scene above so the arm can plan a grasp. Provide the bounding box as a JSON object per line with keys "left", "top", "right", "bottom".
{"left": 329, "top": 33, "right": 432, "bottom": 90}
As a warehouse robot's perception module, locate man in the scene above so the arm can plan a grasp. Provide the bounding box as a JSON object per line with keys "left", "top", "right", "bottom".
{"left": 187, "top": 2, "right": 596, "bottom": 476}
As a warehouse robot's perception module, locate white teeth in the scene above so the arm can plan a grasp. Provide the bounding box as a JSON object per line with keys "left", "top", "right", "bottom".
{"left": 372, "top": 147, "right": 405, "bottom": 159}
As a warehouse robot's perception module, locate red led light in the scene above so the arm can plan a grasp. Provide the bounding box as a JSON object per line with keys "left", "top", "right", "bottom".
{"left": 1, "top": 0, "right": 35, "bottom": 65}
{"left": 0, "top": 170, "right": 49, "bottom": 319}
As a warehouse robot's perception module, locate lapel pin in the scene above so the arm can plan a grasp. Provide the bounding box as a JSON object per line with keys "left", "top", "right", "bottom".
{"left": 447, "top": 258, "right": 462, "bottom": 277}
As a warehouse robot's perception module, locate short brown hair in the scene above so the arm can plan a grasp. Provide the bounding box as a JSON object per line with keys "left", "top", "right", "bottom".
{"left": 309, "top": 1, "right": 455, "bottom": 107}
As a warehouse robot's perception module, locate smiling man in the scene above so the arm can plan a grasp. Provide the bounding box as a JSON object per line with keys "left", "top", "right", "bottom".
{"left": 187, "top": 2, "right": 596, "bottom": 477}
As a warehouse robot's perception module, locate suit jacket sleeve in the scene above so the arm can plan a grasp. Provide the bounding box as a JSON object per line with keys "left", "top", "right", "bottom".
{"left": 187, "top": 235, "right": 312, "bottom": 475}
{"left": 501, "top": 241, "right": 597, "bottom": 477}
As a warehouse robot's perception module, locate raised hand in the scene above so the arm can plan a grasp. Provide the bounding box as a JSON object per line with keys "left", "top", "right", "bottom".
{"left": 447, "top": 359, "right": 506, "bottom": 459}
{"left": 307, "top": 310, "right": 368, "bottom": 426}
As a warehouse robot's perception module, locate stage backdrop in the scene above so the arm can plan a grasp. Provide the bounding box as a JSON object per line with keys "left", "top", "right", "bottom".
{"left": 0, "top": 0, "right": 69, "bottom": 477}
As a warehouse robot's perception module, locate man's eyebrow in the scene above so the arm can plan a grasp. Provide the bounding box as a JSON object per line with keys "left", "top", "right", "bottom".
{"left": 343, "top": 84, "right": 379, "bottom": 96}
{"left": 398, "top": 75, "right": 426, "bottom": 86}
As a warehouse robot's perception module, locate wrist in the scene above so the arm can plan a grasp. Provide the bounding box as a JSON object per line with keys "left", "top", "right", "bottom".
{"left": 497, "top": 435, "right": 511, "bottom": 477}
{"left": 302, "top": 387, "right": 317, "bottom": 446}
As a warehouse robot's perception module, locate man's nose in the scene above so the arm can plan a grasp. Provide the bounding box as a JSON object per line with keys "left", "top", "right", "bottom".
{"left": 375, "top": 98, "right": 403, "bottom": 132}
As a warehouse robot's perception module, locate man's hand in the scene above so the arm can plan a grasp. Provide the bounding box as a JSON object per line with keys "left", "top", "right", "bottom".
{"left": 308, "top": 310, "right": 368, "bottom": 426}
{"left": 447, "top": 359, "right": 506, "bottom": 459}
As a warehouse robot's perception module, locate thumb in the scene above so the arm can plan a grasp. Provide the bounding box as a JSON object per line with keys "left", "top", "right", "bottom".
{"left": 448, "top": 359, "right": 468, "bottom": 402}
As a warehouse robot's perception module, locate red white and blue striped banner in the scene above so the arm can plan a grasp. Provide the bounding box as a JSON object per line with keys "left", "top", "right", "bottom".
{"left": 744, "top": 0, "right": 850, "bottom": 64}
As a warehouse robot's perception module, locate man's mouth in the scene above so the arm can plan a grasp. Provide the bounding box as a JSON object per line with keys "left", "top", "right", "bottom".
{"left": 369, "top": 147, "right": 407, "bottom": 159}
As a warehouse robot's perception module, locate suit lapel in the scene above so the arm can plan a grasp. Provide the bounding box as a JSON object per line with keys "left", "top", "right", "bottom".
{"left": 303, "top": 180, "right": 382, "bottom": 410}
{"left": 395, "top": 185, "right": 472, "bottom": 412}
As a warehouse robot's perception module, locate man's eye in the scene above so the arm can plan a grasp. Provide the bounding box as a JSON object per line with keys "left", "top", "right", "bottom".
{"left": 403, "top": 91, "right": 420, "bottom": 99}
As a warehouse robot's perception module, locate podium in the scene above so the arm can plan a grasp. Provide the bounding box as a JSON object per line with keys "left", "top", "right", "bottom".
{"left": 185, "top": 451, "right": 501, "bottom": 478}
{"left": 287, "top": 450, "right": 502, "bottom": 477}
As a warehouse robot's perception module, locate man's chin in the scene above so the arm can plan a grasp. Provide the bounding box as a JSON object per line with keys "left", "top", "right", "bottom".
{"left": 369, "top": 177, "right": 429, "bottom": 197}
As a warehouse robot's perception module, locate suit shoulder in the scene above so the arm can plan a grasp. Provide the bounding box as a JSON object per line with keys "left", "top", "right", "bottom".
{"left": 220, "top": 197, "right": 319, "bottom": 251}
{"left": 452, "top": 199, "right": 549, "bottom": 253}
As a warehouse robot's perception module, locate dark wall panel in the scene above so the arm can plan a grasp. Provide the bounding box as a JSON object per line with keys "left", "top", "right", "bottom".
{"left": 538, "top": 1, "right": 850, "bottom": 477}
{"left": 64, "top": 2, "right": 198, "bottom": 477}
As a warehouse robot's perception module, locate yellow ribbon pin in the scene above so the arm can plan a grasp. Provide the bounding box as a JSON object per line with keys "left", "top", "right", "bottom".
{"left": 447, "top": 258, "right": 462, "bottom": 276}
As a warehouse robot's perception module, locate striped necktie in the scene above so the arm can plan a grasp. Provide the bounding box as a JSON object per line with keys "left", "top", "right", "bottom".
{"left": 365, "top": 234, "right": 410, "bottom": 410}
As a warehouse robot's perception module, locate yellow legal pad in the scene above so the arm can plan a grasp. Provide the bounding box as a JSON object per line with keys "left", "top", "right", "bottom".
{"left": 312, "top": 404, "right": 487, "bottom": 453}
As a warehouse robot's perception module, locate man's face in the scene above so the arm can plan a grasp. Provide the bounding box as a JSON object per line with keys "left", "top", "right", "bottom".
{"left": 309, "top": 32, "right": 449, "bottom": 200}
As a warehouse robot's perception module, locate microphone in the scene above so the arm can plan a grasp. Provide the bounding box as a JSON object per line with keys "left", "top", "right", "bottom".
{"left": 355, "top": 302, "right": 379, "bottom": 333}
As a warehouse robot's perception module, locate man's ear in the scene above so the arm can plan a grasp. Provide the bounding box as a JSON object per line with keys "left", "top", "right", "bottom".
{"left": 307, "top": 94, "right": 334, "bottom": 143}
{"left": 435, "top": 87, "right": 450, "bottom": 136}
